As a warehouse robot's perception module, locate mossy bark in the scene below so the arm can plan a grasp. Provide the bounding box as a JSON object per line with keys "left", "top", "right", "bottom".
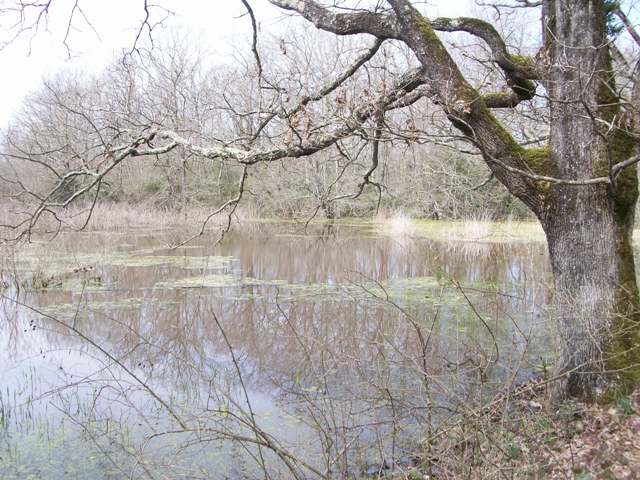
{"left": 544, "top": 192, "right": 640, "bottom": 398}
{"left": 388, "top": 0, "right": 640, "bottom": 399}
{"left": 541, "top": 0, "right": 640, "bottom": 399}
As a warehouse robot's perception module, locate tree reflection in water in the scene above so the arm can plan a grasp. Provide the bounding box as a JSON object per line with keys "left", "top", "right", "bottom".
{"left": 0, "top": 222, "right": 552, "bottom": 478}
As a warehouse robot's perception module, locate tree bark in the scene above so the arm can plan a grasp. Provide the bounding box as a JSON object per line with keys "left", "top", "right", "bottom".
{"left": 544, "top": 197, "right": 640, "bottom": 397}
{"left": 209, "top": 0, "right": 640, "bottom": 399}
{"left": 541, "top": 0, "right": 640, "bottom": 398}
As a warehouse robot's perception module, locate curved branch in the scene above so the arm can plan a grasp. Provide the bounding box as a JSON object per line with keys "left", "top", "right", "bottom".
{"left": 158, "top": 67, "right": 425, "bottom": 165}
{"left": 615, "top": 8, "right": 640, "bottom": 48}
{"left": 431, "top": 17, "right": 539, "bottom": 78}
{"left": 268, "top": 1, "right": 539, "bottom": 106}
{"left": 241, "top": 0, "right": 263, "bottom": 80}
{"left": 268, "top": 0, "right": 401, "bottom": 38}
{"left": 268, "top": 0, "right": 542, "bottom": 208}
{"left": 430, "top": 16, "right": 539, "bottom": 105}
{"left": 482, "top": 90, "right": 528, "bottom": 108}
{"left": 4, "top": 66, "right": 425, "bottom": 240}
{"left": 387, "top": 0, "right": 542, "bottom": 213}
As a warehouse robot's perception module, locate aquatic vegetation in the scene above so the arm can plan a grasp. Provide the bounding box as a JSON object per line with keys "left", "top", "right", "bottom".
{"left": 107, "top": 255, "right": 233, "bottom": 269}
{"left": 387, "top": 219, "right": 547, "bottom": 244}
{"left": 0, "top": 222, "right": 556, "bottom": 479}
{"left": 155, "top": 273, "right": 244, "bottom": 289}
{"left": 38, "top": 298, "right": 149, "bottom": 317}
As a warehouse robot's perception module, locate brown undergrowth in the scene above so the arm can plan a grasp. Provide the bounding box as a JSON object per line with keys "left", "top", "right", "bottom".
{"left": 0, "top": 201, "right": 259, "bottom": 236}
{"left": 398, "top": 386, "right": 640, "bottom": 479}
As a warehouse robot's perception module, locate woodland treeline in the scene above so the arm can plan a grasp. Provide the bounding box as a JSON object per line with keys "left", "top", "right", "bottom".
{"left": 1, "top": 0, "right": 639, "bottom": 400}
{"left": 0, "top": 27, "right": 544, "bottom": 223}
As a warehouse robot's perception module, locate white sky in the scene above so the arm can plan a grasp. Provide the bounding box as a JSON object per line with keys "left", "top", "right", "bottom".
{"left": 0, "top": 0, "right": 268, "bottom": 126}
{"left": 1, "top": 0, "right": 625, "bottom": 128}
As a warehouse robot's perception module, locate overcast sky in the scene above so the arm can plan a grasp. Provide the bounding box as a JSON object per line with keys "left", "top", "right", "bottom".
{"left": 0, "top": 0, "right": 487, "bottom": 127}
{"left": 0, "top": 0, "right": 635, "bottom": 128}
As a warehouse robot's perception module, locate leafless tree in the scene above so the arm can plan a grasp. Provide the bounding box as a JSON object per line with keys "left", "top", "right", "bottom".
{"left": 1, "top": 0, "right": 639, "bottom": 402}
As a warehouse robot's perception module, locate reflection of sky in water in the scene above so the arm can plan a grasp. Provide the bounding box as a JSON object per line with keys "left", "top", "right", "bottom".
{"left": 0, "top": 222, "right": 554, "bottom": 478}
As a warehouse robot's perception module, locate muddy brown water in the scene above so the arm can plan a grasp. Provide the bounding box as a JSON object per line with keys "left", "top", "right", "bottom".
{"left": 0, "top": 221, "right": 552, "bottom": 479}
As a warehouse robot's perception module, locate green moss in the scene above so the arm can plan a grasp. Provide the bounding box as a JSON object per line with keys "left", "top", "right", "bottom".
{"left": 412, "top": 9, "right": 444, "bottom": 49}
{"left": 521, "top": 147, "right": 551, "bottom": 176}
{"left": 612, "top": 160, "right": 638, "bottom": 214}
{"left": 609, "top": 130, "right": 635, "bottom": 165}
{"left": 603, "top": 307, "right": 640, "bottom": 399}
{"left": 483, "top": 111, "right": 522, "bottom": 153}
{"left": 411, "top": 9, "right": 479, "bottom": 104}
{"left": 606, "top": 127, "right": 638, "bottom": 218}
{"left": 596, "top": 48, "right": 619, "bottom": 124}
{"left": 505, "top": 55, "right": 537, "bottom": 95}
{"left": 410, "top": 5, "right": 535, "bottom": 165}
{"left": 602, "top": 220, "right": 640, "bottom": 400}
{"left": 592, "top": 48, "right": 639, "bottom": 214}
{"left": 482, "top": 92, "right": 515, "bottom": 107}
{"left": 513, "top": 78, "right": 536, "bottom": 97}
{"left": 515, "top": 146, "right": 552, "bottom": 200}
{"left": 597, "top": 84, "right": 619, "bottom": 122}
{"left": 455, "top": 16, "right": 495, "bottom": 29}
{"left": 508, "top": 54, "right": 535, "bottom": 69}
{"left": 599, "top": 123, "right": 640, "bottom": 397}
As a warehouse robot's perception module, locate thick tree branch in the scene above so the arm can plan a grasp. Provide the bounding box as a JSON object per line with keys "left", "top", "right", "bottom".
{"left": 387, "top": 0, "right": 542, "bottom": 213}
{"left": 153, "top": 68, "right": 424, "bottom": 165}
{"left": 430, "top": 16, "right": 540, "bottom": 80}
{"left": 430, "top": 16, "right": 539, "bottom": 105}
{"left": 476, "top": 0, "right": 541, "bottom": 8}
{"left": 268, "top": 1, "right": 539, "bottom": 105}
{"left": 268, "top": 0, "right": 544, "bottom": 212}
{"left": 615, "top": 7, "right": 640, "bottom": 48}
{"left": 487, "top": 152, "right": 640, "bottom": 186}
{"left": 268, "top": 0, "right": 401, "bottom": 38}
{"left": 4, "top": 66, "right": 426, "bottom": 240}
{"left": 482, "top": 90, "right": 528, "bottom": 108}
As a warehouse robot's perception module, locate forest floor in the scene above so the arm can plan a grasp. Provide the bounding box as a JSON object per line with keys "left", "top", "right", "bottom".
{"left": 408, "top": 387, "right": 640, "bottom": 479}
{"left": 535, "top": 390, "right": 640, "bottom": 479}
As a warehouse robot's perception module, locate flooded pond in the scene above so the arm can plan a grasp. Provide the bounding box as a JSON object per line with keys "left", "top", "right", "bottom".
{"left": 0, "top": 220, "right": 553, "bottom": 479}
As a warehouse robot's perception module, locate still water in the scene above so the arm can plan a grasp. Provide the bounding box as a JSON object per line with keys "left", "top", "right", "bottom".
{"left": 0, "top": 221, "right": 552, "bottom": 479}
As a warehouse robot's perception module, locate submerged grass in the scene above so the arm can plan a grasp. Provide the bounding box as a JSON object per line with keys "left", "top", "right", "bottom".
{"left": 0, "top": 218, "right": 557, "bottom": 479}
{"left": 346, "top": 215, "right": 640, "bottom": 246}
{"left": 259, "top": 216, "right": 548, "bottom": 243}
{"left": 380, "top": 218, "right": 546, "bottom": 243}
{"left": 107, "top": 255, "right": 233, "bottom": 269}
{"left": 38, "top": 298, "right": 150, "bottom": 317}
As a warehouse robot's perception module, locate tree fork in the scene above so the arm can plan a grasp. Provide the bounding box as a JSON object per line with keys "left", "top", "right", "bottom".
{"left": 277, "top": 0, "right": 640, "bottom": 399}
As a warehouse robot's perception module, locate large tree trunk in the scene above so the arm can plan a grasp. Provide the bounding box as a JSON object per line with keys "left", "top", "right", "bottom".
{"left": 274, "top": 0, "right": 640, "bottom": 399}
{"left": 542, "top": 0, "right": 640, "bottom": 398}
{"left": 544, "top": 195, "right": 640, "bottom": 397}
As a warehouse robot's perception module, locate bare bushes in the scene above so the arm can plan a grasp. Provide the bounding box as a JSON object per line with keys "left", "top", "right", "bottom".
{"left": 6, "top": 224, "right": 637, "bottom": 478}
{"left": 0, "top": 227, "right": 559, "bottom": 478}
{"left": 0, "top": 200, "right": 257, "bottom": 235}
{"left": 0, "top": 29, "right": 534, "bottom": 239}
{"left": 244, "top": 142, "right": 531, "bottom": 221}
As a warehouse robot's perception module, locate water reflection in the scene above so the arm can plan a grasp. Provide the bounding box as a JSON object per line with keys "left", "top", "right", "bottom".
{"left": 1, "top": 222, "right": 553, "bottom": 479}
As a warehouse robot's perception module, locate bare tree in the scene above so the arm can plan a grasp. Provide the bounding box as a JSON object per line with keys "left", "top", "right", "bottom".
{"left": 256, "top": 0, "right": 640, "bottom": 400}
{"left": 1, "top": 0, "right": 640, "bottom": 400}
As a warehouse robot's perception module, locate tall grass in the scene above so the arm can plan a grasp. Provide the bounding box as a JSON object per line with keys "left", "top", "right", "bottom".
{"left": 0, "top": 201, "right": 258, "bottom": 234}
